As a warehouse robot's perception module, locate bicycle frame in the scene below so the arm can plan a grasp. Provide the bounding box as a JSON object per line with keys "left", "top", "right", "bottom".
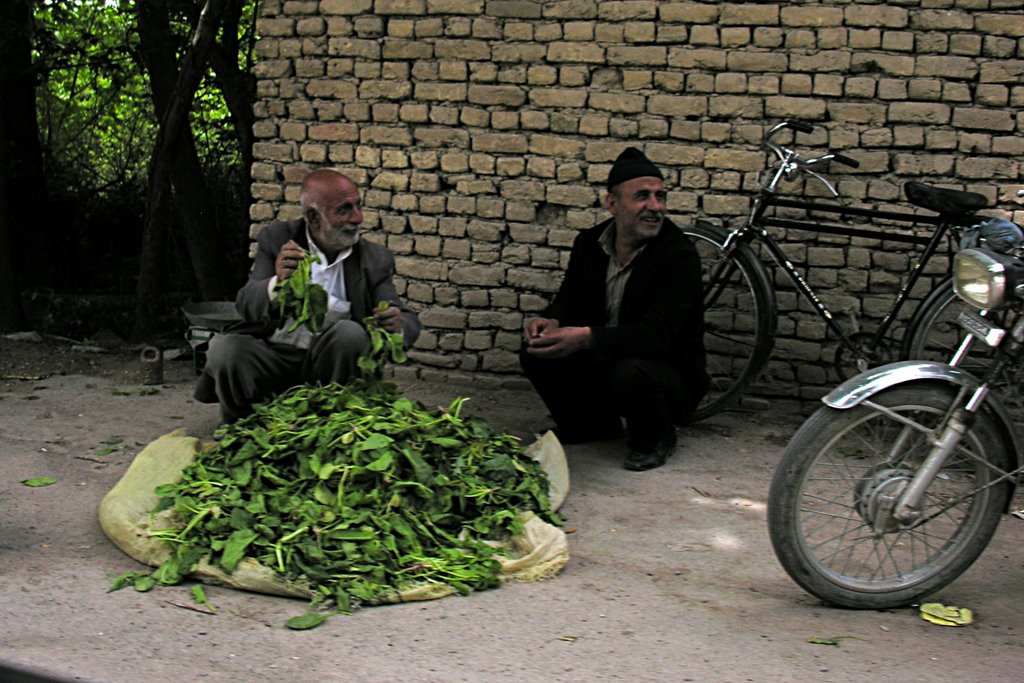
{"left": 726, "top": 192, "right": 959, "bottom": 370}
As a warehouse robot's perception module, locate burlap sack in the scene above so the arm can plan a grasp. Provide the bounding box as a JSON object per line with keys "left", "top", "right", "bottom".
{"left": 99, "top": 429, "right": 569, "bottom": 603}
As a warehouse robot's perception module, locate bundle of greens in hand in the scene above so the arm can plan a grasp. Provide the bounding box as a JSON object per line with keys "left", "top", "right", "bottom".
{"left": 275, "top": 252, "right": 328, "bottom": 333}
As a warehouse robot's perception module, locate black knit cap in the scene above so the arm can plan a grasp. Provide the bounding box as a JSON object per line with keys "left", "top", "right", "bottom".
{"left": 606, "top": 147, "right": 663, "bottom": 191}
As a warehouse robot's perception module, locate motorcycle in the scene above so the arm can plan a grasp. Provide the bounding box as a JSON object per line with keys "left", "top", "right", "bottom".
{"left": 767, "top": 226, "right": 1024, "bottom": 609}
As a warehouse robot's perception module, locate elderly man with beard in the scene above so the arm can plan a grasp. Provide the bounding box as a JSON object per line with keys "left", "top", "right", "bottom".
{"left": 520, "top": 148, "right": 708, "bottom": 471}
{"left": 194, "top": 168, "right": 421, "bottom": 423}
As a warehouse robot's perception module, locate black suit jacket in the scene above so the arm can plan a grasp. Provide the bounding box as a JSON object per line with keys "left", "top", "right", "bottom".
{"left": 544, "top": 217, "right": 707, "bottom": 383}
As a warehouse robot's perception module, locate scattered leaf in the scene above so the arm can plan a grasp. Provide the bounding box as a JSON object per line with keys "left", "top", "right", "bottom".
{"left": 286, "top": 612, "right": 328, "bottom": 630}
{"left": 20, "top": 476, "right": 56, "bottom": 487}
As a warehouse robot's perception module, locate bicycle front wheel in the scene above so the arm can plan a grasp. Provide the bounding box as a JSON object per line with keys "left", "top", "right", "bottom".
{"left": 681, "top": 222, "right": 776, "bottom": 422}
{"left": 902, "top": 279, "right": 1024, "bottom": 418}
{"left": 768, "top": 384, "right": 1012, "bottom": 609}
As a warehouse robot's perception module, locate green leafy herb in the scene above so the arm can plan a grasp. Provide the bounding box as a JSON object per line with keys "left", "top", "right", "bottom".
{"left": 357, "top": 301, "right": 408, "bottom": 378}
{"left": 120, "top": 378, "right": 559, "bottom": 627}
{"left": 275, "top": 253, "right": 328, "bottom": 333}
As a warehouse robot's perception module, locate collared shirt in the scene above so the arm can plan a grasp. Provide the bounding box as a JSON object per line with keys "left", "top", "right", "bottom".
{"left": 599, "top": 224, "right": 645, "bottom": 327}
{"left": 268, "top": 229, "right": 356, "bottom": 349}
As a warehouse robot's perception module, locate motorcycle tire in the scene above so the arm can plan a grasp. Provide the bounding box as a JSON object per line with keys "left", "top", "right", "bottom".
{"left": 768, "top": 383, "right": 1013, "bottom": 609}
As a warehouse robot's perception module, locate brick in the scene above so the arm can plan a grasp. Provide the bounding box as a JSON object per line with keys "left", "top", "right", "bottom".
{"left": 956, "top": 157, "right": 1019, "bottom": 179}
{"left": 780, "top": 6, "right": 843, "bottom": 27}
{"left": 828, "top": 102, "right": 887, "bottom": 124}
{"left": 434, "top": 39, "right": 491, "bottom": 60}
{"left": 414, "top": 82, "right": 467, "bottom": 101}
{"left": 844, "top": 5, "right": 908, "bottom": 28}
{"left": 467, "top": 84, "right": 527, "bottom": 106}
{"left": 598, "top": 1, "right": 656, "bottom": 20}
{"left": 327, "top": 37, "right": 379, "bottom": 59}
{"left": 764, "top": 96, "right": 827, "bottom": 120}
{"left": 703, "top": 148, "right": 763, "bottom": 171}
{"left": 542, "top": 0, "right": 597, "bottom": 19}
{"left": 489, "top": 0, "right": 542, "bottom": 18}
{"left": 529, "top": 88, "right": 589, "bottom": 107}
{"left": 888, "top": 102, "right": 951, "bottom": 124}
{"left": 915, "top": 55, "right": 979, "bottom": 79}
{"left": 449, "top": 264, "right": 505, "bottom": 286}
{"left": 790, "top": 51, "right": 851, "bottom": 73}
{"left": 257, "top": 18, "right": 294, "bottom": 36}
{"left": 589, "top": 92, "right": 646, "bottom": 114}
{"left": 546, "top": 42, "right": 605, "bottom": 63}
{"left": 647, "top": 94, "right": 707, "bottom": 117}
{"left": 707, "top": 95, "right": 762, "bottom": 119}
{"left": 320, "top": 0, "right": 372, "bottom": 14}
{"left": 975, "top": 13, "right": 1024, "bottom": 37}
{"left": 952, "top": 107, "right": 1015, "bottom": 132}
{"left": 427, "top": 0, "right": 483, "bottom": 13}
{"left": 850, "top": 53, "right": 914, "bottom": 77}
{"left": 980, "top": 60, "right": 1024, "bottom": 84}
{"left": 607, "top": 46, "right": 667, "bottom": 66}
{"left": 720, "top": 3, "right": 778, "bottom": 25}
{"left": 727, "top": 51, "right": 788, "bottom": 72}
{"left": 375, "top": 0, "right": 425, "bottom": 15}
{"left": 667, "top": 47, "right": 727, "bottom": 70}
{"left": 547, "top": 184, "right": 597, "bottom": 207}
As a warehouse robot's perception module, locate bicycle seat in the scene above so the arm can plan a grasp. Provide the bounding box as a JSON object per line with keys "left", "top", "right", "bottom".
{"left": 904, "top": 182, "right": 988, "bottom": 216}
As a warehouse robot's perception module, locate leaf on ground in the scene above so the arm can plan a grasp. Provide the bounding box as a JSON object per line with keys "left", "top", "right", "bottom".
{"left": 807, "top": 637, "right": 841, "bottom": 646}
{"left": 20, "top": 476, "right": 56, "bottom": 487}
{"left": 285, "top": 612, "right": 328, "bottom": 630}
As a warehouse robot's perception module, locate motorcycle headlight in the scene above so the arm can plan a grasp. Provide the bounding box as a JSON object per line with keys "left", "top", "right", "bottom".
{"left": 953, "top": 248, "right": 1024, "bottom": 309}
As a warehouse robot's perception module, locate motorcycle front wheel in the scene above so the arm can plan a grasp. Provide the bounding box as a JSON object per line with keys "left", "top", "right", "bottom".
{"left": 768, "top": 383, "right": 1012, "bottom": 609}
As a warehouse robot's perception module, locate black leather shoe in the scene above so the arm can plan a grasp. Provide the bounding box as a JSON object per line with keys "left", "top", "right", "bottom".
{"left": 623, "top": 432, "right": 677, "bottom": 471}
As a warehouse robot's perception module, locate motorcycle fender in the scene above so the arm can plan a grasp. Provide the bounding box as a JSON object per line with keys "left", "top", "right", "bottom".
{"left": 822, "top": 360, "right": 1022, "bottom": 499}
{"left": 822, "top": 360, "right": 979, "bottom": 410}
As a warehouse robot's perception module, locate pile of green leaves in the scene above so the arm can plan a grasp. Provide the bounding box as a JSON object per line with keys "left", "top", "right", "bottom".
{"left": 120, "top": 379, "right": 559, "bottom": 621}
{"left": 275, "top": 253, "right": 328, "bottom": 333}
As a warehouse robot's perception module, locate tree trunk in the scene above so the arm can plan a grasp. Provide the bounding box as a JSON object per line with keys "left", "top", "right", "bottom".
{"left": 0, "top": 0, "right": 44, "bottom": 332}
{"left": 132, "top": 0, "right": 228, "bottom": 338}
{"left": 210, "top": 0, "right": 256, "bottom": 193}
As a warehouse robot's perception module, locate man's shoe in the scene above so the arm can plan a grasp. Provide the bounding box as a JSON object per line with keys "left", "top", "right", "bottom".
{"left": 623, "top": 432, "right": 677, "bottom": 471}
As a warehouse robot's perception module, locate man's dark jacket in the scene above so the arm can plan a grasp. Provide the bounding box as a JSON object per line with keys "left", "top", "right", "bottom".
{"left": 543, "top": 217, "right": 708, "bottom": 386}
{"left": 194, "top": 219, "right": 421, "bottom": 403}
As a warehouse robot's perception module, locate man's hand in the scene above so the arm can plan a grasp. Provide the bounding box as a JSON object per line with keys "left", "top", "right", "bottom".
{"left": 372, "top": 305, "right": 405, "bottom": 335}
{"left": 523, "top": 317, "right": 591, "bottom": 358}
{"left": 275, "top": 240, "right": 306, "bottom": 281}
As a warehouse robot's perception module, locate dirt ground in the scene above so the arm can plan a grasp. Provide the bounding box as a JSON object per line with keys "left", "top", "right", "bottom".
{"left": 2, "top": 332, "right": 1023, "bottom": 682}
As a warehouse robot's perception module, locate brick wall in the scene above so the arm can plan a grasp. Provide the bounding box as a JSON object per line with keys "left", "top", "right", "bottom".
{"left": 250, "top": 0, "right": 1024, "bottom": 399}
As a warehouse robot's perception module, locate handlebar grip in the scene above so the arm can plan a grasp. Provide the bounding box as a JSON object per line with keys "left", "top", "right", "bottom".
{"left": 831, "top": 152, "right": 860, "bottom": 168}
{"left": 788, "top": 121, "right": 814, "bottom": 134}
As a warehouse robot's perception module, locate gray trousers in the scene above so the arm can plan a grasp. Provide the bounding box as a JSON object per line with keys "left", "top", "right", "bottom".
{"left": 202, "top": 320, "right": 369, "bottom": 423}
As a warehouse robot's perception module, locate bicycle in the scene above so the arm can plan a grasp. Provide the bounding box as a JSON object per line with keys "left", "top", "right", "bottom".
{"left": 682, "top": 120, "right": 990, "bottom": 422}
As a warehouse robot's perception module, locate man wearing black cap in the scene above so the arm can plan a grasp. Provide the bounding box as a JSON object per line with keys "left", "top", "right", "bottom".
{"left": 520, "top": 147, "right": 708, "bottom": 471}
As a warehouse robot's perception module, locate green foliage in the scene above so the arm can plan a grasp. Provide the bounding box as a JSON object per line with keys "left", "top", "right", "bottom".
{"left": 34, "top": 0, "right": 153, "bottom": 197}
{"left": 127, "top": 380, "right": 560, "bottom": 627}
{"left": 25, "top": 0, "right": 258, "bottom": 301}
